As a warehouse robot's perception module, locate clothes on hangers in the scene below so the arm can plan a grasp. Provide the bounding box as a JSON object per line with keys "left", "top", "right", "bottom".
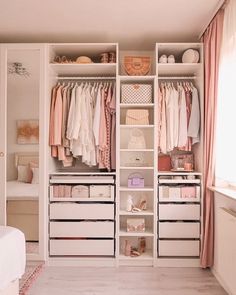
{"left": 49, "top": 80, "right": 116, "bottom": 171}
{"left": 158, "top": 81, "right": 200, "bottom": 153}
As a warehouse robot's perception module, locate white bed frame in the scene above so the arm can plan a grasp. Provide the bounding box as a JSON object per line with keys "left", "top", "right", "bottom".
{"left": 7, "top": 152, "right": 39, "bottom": 241}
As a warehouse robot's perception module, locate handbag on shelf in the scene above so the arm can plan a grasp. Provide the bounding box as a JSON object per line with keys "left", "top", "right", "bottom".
{"left": 125, "top": 153, "right": 147, "bottom": 167}
{"left": 71, "top": 185, "right": 89, "bottom": 198}
{"left": 124, "top": 56, "right": 151, "bottom": 76}
{"left": 121, "top": 84, "right": 152, "bottom": 104}
{"left": 127, "top": 218, "right": 145, "bottom": 232}
{"left": 125, "top": 109, "right": 149, "bottom": 125}
{"left": 158, "top": 154, "right": 171, "bottom": 171}
{"left": 128, "top": 173, "right": 145, "bottom": 188}
{"left": 127, "top": 128, "right": 146, "bottom": 149}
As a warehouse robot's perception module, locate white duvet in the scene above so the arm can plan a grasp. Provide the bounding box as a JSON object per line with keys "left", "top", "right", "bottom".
{"left": 7, "top": 181, "right": 39, "bottom": 200}
{"left": 0, "top": 226, "right": 26, "bottom": 290}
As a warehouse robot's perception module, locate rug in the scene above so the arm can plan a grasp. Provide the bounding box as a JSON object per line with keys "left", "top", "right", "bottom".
{"left": 19, "top": 263, "right": 44, "bottom": 295}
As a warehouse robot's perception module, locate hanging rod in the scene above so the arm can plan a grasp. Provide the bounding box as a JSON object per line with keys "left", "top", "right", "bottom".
{"left": 57, "top": 76, "right": 116, "bottom": 80}
{"left": 158, "top": 76, "right": 196, "bottom": 80}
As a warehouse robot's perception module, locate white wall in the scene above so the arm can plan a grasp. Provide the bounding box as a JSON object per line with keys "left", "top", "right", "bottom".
{"left": 7, "top": 49, "right": 40, "bottom": 180}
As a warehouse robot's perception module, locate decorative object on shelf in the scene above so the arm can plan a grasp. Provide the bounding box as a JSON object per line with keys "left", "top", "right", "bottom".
{"left": 167, "top": 54, "right": 175, "bottom": 63}
{"left": 131, "top": 197, "right": 147, "bottom": 212}
{"left": 127, "top": 218, "right": 145, "bottom": 232}
{"left": 128, "top": 173, "right": 145, "bottom": 188}
{"left": 126, "top": 195, "right": 134, "bottom": 212}
{"left": 171, "top": 152, "right": 194, "bottom": 171}
{"left": 17, "top": 120, "right": 39, "bottom": 144}
{"left": 138, "top": 237, "right": 146, "bottom": 254}
{"left": 71, "top": 185, "right": 89, "bottom": 198}
{"left": 186, "top": 174, "right": 196, "bottom": 180}
{"left": 159, "top": 54, "right": 167, "bottom": 63}
{"left": 182, "top": 49, "right": 199, "bottom": 63}
{"left": 53, "top": 55, "right": 73, "bottom": 63}
{"left": 125, "top": 109, "right": 149, "bottom": 125}
{"left": 109, "top": 52, "right": 116, "bottom": 63}
{"left": 124, "top": 240, "right": 131, "bottom": 256}
{"left": 125, "top": 152, "right": 146, "bottom": 167}
{"left": 158, "top": 154, "right": 171, "bottom": 171}
{"left": 124, "top": 56, "right": 151, "bottom": 76}
{"left": 127, "top": 128, "right": 146, "bottom": 149}
{"left": 100, "top": 52, "right": 109, "bottom": 63}
{"left": 121, "top": 84, "right": 152, "bottom": 103}
{"left": 76, "top": 56, "right": 93, "bottom": 63}
{"left": 90, "top": 185, "right": 111, "bottom": 198}
{"left": 8, "top": 62, "right": 30, "bottom": 77}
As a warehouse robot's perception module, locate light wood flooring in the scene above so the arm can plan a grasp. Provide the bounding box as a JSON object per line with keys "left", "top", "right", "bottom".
{"left": 28, "top": 266, "right": 227, "bottom": 295}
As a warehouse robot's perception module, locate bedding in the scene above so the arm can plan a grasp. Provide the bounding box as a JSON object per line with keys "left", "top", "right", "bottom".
{"left": 0, "top": 226, "right": 25, "bottom": 290}
{"left": 7, "top": 181, "right": 39, "bottom": 200}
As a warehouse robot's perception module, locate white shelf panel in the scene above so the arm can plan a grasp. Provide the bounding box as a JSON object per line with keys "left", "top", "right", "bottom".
{"left": 120, "top": 167, "right": 154, "bottom": 170}
{"left": 119, "top": 75, "right": 155, "bottom": 81}
{"left": 49, "top": 63, "right": 117, "bottom": 77}
{"left": 120, "top": 187, "right": 154, "bottom": 192}
{"left": 50, "top": 197, "right": 114, "bottom": 202}
{"left": 119, "top": 229, "right": 154, "bottom": 237}
{"left": 158, "top": 171, "right": 202, "bottom": 176}
{"left": 120, "top": 103, "right": 154, "bottom": 108}
{"left": 158, "top": 179, "right": 201, "bottom": 184}
{"left": 120, "top": 125, "right": 154, "bottom": 128}
{"left": 119, "top": 250, "right": 153, "bottom": 260}
{"left": 120, "top": 149, "right": 154, "bottom": 152}
{"left": 158, "top": 63, "right": 202, "bottom": 76}
{"left": 50, "top": 171, "right": 116, "bottom": 176}
{"left": 119, "top": 210, "right": 154, "bottom": 216}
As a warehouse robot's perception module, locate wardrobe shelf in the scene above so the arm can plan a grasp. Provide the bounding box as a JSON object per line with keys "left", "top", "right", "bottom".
{"left": 158, "top": 171, "right": 202, "bottom": 176}
{"left": 49, "top": 63, "right": 117, "bottom": 77}
{"left": 50, "top": 197, "right": 114, "bottom": 202}
{"left": 120, "top": 149, "right": 154, "bottom": 152}
{"left": 159, "top": 179, "right": 201, "bottom": 184}
{"left": 120, "top": 103, "right": 154, "bottom": 108}
{"left": 119, "top": 210, "right": 154, "bottom": 216}
{"left": 120, "top": 187, "right": 154, "bottom": 192}
{"left": 120, "top": 166, "right": 154, "bottom": 170}
{"left": 119, "top": 250, "right": 153, "bottom": 260}
{"left": 50, "top": 171, "right": 116, "bottom": 176}
{"left": 120, "top": 125, "right": 154, "bottom": 128}
{"left": 119, "top": 229, "right": 154, "bottom": 237}
{"left": 157, "top": 63, "right": 202, "bottom": 76}
{"left": 119, "top": 75, "right": 155, "bottom": 81}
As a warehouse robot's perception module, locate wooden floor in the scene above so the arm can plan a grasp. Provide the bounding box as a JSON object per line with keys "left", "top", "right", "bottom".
{"left": 28, "top": 266, "right": 227, "bottom": 295}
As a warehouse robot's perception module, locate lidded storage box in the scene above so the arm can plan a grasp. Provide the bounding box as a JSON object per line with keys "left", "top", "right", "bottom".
{"left": 121, "top": 84, "right": 152, "bottom": 104}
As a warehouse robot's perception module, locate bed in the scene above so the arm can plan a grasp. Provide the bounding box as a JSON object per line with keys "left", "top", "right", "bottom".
{"left": 7, "top": 152, "right": 39, "bottom": 241}
{"left": 0, "top": 226, "right": 25, "bottom": 295}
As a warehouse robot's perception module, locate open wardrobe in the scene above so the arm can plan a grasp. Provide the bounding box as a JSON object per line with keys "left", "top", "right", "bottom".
{"left": 0, "top": 0, "right": 235, "bottom": 295}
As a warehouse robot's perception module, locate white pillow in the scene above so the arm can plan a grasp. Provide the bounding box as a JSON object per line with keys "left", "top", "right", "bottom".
{"left": 17, "top": 165, "right": 30, "bottom": 182}
{"left": 31, "top": 167, "right": 39, "bottom": 184}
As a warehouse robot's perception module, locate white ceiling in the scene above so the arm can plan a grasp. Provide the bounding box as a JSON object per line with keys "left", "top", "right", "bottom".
{"left": 0, "top": 0, "right": 223, "bottom": 49}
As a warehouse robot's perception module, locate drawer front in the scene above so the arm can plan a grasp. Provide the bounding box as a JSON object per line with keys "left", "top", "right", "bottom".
{"left": 90, "top": 185, "right": 113, "bottom": 199}
{"left": 50, "top": 203, "right": 114, "bottom": 220}
{"left": 159, "top": 204, "right": 200, "bottom": 220}
{"left": 50, "top": 221, "right": 114, "bottom": 238}
{"left": 159, "top": 222, "right": 200, "bottom": 238}
{"left": 50, "top": 239, "right": 114, "bottom": 256}
{"left": 159, "top": 240, "right": 200, "bottom": 257}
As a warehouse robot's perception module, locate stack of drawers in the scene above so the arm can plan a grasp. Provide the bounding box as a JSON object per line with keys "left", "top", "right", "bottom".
{"left": 49, "top": 175, "right": 115, "bottom": 257}
{"left": 158, "top": 175, "right": 201, "bottom": 257}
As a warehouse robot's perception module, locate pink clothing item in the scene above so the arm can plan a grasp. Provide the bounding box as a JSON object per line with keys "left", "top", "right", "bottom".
{"left": 99, "top": 85, "right": 108, "bottom": 169}
{"left": 201, "top": 9, "right": 224, "bottom": 268}
{"left": 159, "top": 86, "right": 167, "bottom": 154}
{"left": 110, "top": 86, "right": 116, "bottom": 170}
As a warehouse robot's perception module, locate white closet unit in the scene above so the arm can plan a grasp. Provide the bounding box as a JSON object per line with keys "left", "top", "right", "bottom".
{"left": 156, "top": 43, "right": 204, "bottom": 267}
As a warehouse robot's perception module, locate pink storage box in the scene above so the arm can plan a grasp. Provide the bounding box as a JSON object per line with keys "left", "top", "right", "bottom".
{"left": 128, "top": 173, "right": 144, "bottom": 188}
{"left": 181, "top": 186, "right": 196, "bottom": 198}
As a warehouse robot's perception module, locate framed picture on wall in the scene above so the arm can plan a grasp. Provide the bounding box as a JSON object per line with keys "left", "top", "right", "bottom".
{"left": 17, "top": 119, "right": 39, "bottom": 144}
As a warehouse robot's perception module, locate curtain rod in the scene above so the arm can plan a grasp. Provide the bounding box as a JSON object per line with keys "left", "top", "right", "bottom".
{"left": 57, "top": 76, "right": 116, "bottom": 80}
{"left": 199, "top": 0, "right": 227, "bottom": 39}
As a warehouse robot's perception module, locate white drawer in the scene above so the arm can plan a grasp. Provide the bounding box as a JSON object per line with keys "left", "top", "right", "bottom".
{"left": 50, "top": 221, "right": 114, "bottom": 238}
{"left": 50, "top": 239, "right": 114, "bottom": 256}
{"left": 159, "top": 204, "right": 200, "bottom": 220}
{"left": 159, "top": 186, "right": 200, "bottom": 202}
{"left": 50, "top": 203, "right": 114, "bottom": 220}
{"left": 90, "top": 185, "right": 114, "bottom": 199}
{"left": 159, "top": 222, "right": 200, "bottom": 238}
{"left": 159, "top": 240, "right": 200, "bottom": 257}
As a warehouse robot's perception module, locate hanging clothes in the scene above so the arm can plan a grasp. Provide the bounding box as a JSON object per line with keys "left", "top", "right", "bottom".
{"left": 49, "top": 80, "right": 116, "bottom": 171}
{"left": 158, "top": 81, "right": 200, "bottom": 154}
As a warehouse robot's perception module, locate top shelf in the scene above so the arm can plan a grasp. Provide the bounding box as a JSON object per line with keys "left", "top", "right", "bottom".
{"left": 49, "top": 63, "right": 117, "bottom": 77}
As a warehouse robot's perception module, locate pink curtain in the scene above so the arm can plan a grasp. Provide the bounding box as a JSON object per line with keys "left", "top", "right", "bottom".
{"left": 201, "top": 9, "right": 224, "bottom": 268}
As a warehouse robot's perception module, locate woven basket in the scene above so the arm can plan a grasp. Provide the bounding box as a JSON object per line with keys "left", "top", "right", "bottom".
{"left": 124, "top": 56, "right": 151, "bottom": 76}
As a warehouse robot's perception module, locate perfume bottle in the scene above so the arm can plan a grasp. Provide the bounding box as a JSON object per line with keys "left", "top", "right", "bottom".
{"left": 126, "top": 195, "right": 134, "bottom": 212}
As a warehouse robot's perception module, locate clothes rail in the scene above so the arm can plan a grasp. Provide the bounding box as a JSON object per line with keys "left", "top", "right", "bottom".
{"left": 158, "top": 76, "right": 196, "bottom": 80}
{"left": 57, "top": 76, "right": 116, "bottom": 80}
